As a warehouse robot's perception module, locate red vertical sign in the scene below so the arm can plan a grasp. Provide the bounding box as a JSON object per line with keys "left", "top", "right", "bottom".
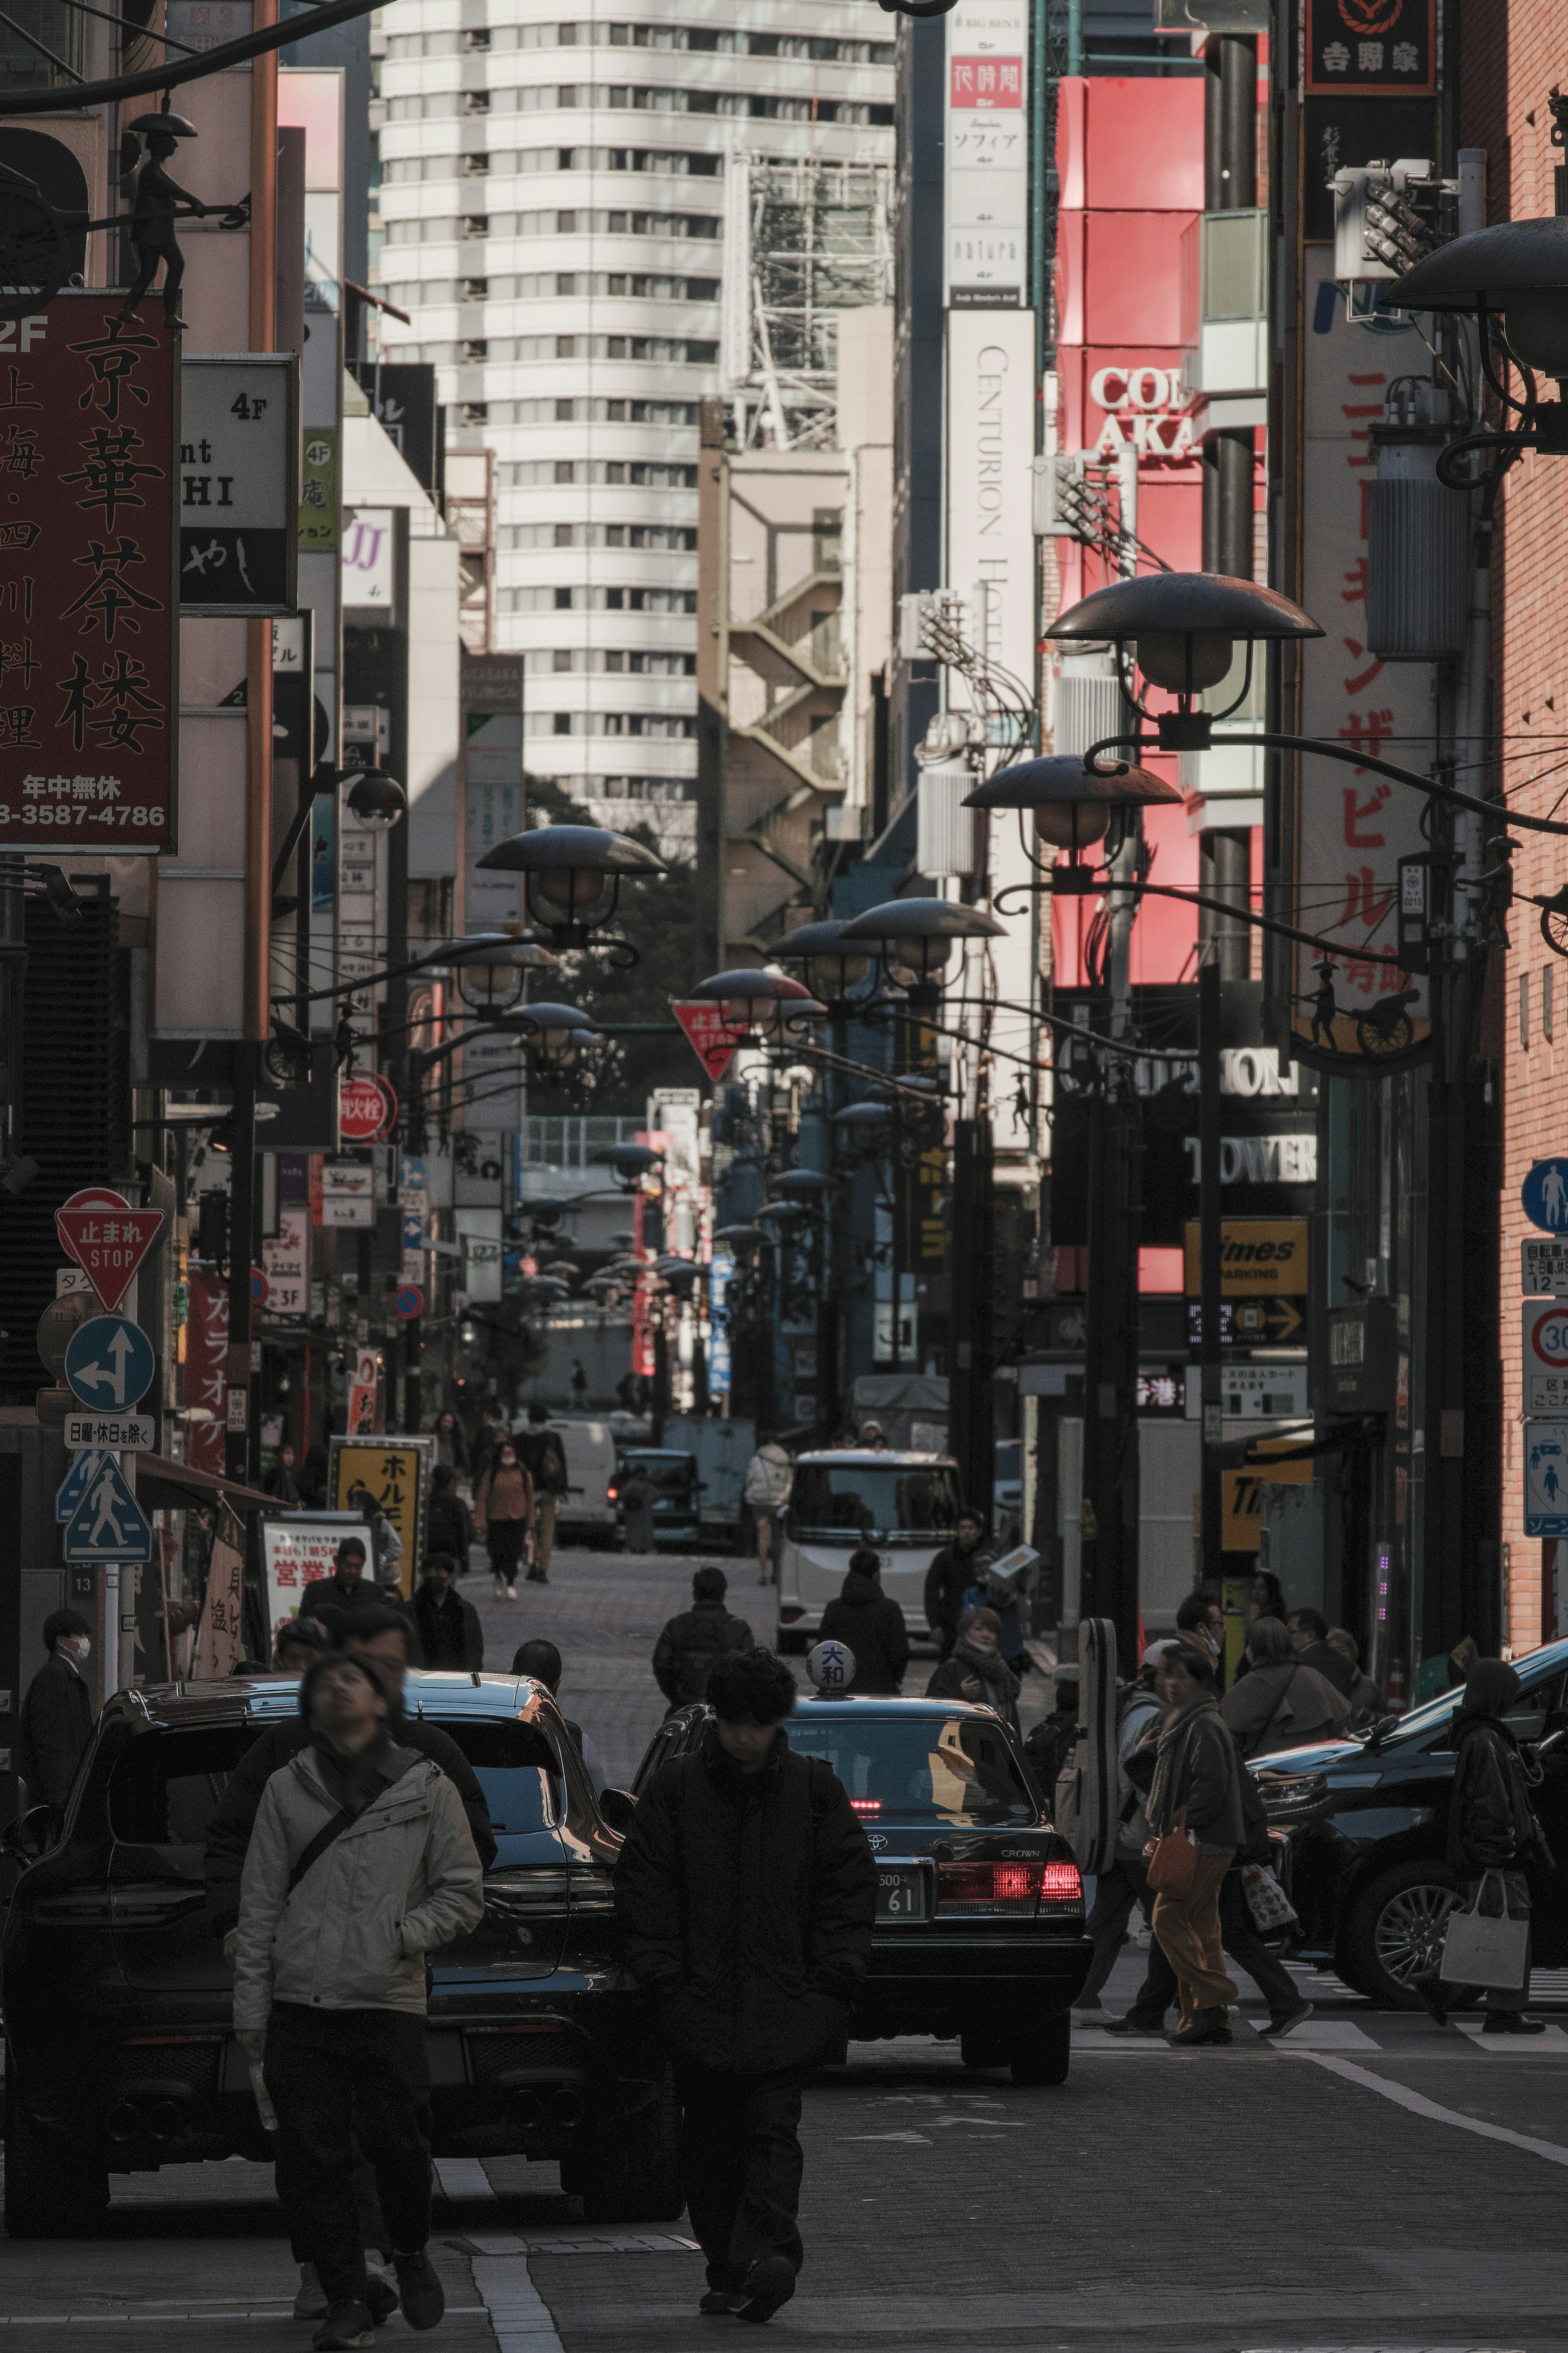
{"left": 185, "top": 1269, "right": 229, "bottom": 1474}
{"left": 0, "top": 298, "right": 178, "bottom": 853}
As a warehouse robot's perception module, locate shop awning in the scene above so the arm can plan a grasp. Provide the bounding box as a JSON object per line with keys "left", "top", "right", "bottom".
{"left": 131, "top": 1452, "right": 281, "bottom": 1518}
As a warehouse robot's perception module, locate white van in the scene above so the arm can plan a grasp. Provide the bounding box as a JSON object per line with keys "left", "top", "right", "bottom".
{"left": 775, "top": 1450, "right": 963, "bottom": 1652}
{"left": 512, "top": 1416, "right": 618, "bottom": 1544}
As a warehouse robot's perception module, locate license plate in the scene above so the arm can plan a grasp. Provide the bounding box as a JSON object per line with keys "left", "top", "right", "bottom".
{"left": 875, "top": 1867, "right": 925, "bottom": 1922}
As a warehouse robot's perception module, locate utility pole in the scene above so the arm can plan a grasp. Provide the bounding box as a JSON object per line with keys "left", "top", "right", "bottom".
{"left": 1198, "top": 959, "right": 1224, "bottom": 1579}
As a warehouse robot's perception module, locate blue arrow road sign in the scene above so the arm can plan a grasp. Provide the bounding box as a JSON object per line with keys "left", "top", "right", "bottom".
{"left": 63, "top": 1455, "right": 152, "bottom": 1563}
{"left": 1523, "top": 1161, "right": 1568, "bottom": 1234}
{"left": 55, "top": 1448, "right": 108, "bottom": 1524}
{"left": 63, "top": 1316, "right": 155, "bottom": 1412}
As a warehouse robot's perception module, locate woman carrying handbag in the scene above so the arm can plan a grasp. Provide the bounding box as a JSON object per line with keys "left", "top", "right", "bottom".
{"left": 1141, "top": 1639, "right": 1247, "bottom": 2046}
{"left": 1429, "top": 1658, "right": 1556, "bottom": 2034}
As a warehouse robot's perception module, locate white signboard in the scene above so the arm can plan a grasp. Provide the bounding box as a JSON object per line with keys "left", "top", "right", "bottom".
{"left": 262, "top": 1207, "right": 310, "bottom": 1318}
{"left": 321, "top": 1158, "right": 374, "bottom": 1227}
{"left": 341, "top": 507, "right": 396, "bottom": 609}
{"left": 261, "top": 1517, "right": 350, "bottom": 1632}
{"left": 946, "top": 308, "right": 1037, "bottom": 700}
{"left": 944, "top": 0, "right": 1027, "bottom": 306}
{"left": 179, "top": 353, "right": 296, "bottom": 616}
{"left": 1524, "top": 1302, "right": 1568, "bottom": 1415}
{"left": 1293, "top": 253, "right": 1434, "bottom": 1066}
{"left": 1184, "top": 1363, "right": 1309, "bottom": 1420}
{"left": 1525, "top": 1238, "right": 1568, "bottom": 1298}
{"left": 1526, "top": 1422, "right": 1568, "bottom": 1538}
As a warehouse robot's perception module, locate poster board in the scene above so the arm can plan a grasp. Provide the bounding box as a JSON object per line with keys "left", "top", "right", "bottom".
{"left": 189, "top": 1502, "right": 246, "bottom": 1679}
{"left": 327, "top": 1438, "right": 434, "bottom": 1598}
{"left": 261, "top": 1511, "right": 368, "bottom": 1631}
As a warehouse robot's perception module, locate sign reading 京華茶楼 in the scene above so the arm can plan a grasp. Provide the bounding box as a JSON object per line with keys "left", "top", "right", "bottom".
{"left": 0, "top": 299, "right": 178, "bottom": 855}
{"left": 944, "top": 0, "right": 1027, "bottom": 307}
{"left": 178, "top": 354, "right": 298, "bottom": 616}
{"left": 1290, "top": 250, "right": 1432, "bottom": 1071}
{"left": 1526, "top": 1423, "right": 1568, "bottom": 1539}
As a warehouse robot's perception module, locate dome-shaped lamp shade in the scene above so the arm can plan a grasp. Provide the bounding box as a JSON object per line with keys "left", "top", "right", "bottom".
{"left": 964, "top": 755, "right": 1180, "bottom": 854}
{"left": 1133, "top": 631, "right": 1234, "bottom": 694}
{"left": 1502, "top": 288, "right": 1568, "bottom": 377}
{"left": 1035, "top": 800, "right": 1111, "bottom": 851}
{"left": 346, "top": 769, "right": 407, "bottom": 830}
{"left": 1392, "top": 218, "right": 1568, "bottom": 378}
{"left": 838, "top": 897, "right": 1005, "bottom": 994}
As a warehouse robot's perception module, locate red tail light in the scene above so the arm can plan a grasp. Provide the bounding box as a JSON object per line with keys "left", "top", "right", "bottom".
{"left": 850, "top": 1798, "right": 882, "bottom": 1814}
{"left": 935, "top": 1859, "right": 1084, "bottom": 1917}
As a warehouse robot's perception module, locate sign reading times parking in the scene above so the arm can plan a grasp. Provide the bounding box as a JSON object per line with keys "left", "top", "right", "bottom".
{"left": 1524, "top": 1305, "right": 1568, "bottom": 1414}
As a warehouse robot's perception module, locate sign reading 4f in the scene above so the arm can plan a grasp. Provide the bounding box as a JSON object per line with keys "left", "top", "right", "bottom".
{"left": 63, "top": 1456, "right": 152, "bottom": 1563}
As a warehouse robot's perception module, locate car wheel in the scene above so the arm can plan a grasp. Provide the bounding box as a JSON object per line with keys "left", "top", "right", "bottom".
{"left": 577, "top": 2072, "right": 684, "bottom": 2224}
{"left": 4, "top": 2070, "right": 110, "bottom": 2237}
{"left": 1343, "top": 1863, "right": 1462, "bottom": 2009}
{"left": 1008, "top": 2013, "right": 1070, "bottom": 2088}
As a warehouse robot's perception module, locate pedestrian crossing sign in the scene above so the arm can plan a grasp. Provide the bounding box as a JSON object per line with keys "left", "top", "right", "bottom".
{"left": 62, "top": 1454, "right": 153, "bottom": 1562}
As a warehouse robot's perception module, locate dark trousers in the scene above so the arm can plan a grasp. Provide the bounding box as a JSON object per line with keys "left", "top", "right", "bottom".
{"left": 1076, "top": 1856, "right": 1154, "bottom": 2010}
{"left": 673, "top": 2064, "right": 806, "bottom": 2291}
{"left": 487, "top": 1519, "right": 527, "bottom": 1583}
{"left": 267, "top": 2004, "right": 433, "bottom": 2307}
{"left": 1126, "top": 1868, "right": 1300, "bottom": 2023}
{"left": 286, "top": 2155, "right": 389, "bottom": 2267}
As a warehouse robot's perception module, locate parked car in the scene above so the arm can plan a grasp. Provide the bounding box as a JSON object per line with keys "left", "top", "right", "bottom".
{"left": 610, "top": 1447, "right": 703, "bottom": 1549}
{"left": 0, "top": 1673, "right": 675, "bottom": 2237}
{"left": 1258, "top": 1635, "right": 1568, "bottom": 2007}
{"left": 631, "top": 1695, "right": 1091, "bottom": 2083}
{"left": 775, "top": 1450, "right": 962, "bottom": 1652}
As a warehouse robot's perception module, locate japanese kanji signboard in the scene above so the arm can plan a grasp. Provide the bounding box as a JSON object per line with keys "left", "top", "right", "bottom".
{"left": 1290, "top": 252, "right": 1432, "bottom": 1071}
{"left": 944, "top": 0, "right": 1027, "bottom": 307}
{"left": 328, "top": 1436, "right": 435, "bottom": 1600}
{"left": 54, "top": 1204, "right": 165, "bottom": 1312}
{"left": 190, "top": 1501, "right": 246, "bottom": 1677}
{"left": 0, "top": 297, "right": 178, "bottom": 854}
{"left": 1304, "top": 0, "right": 1435, "bottom": 96}
{"left": 178, "top": 354, "right": 298, "bottom": 616}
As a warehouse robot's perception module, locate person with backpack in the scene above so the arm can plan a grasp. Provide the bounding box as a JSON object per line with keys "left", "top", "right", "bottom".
{"left": 425, "top": 1467, "right": 475, "bottom": 1574}
{"left": 1069, "top": 1643, "right": 1171, "bottom": 2025}
{"left": 652, "top": 1568, "right": 755, "bottom": 1712}
{"left": 233, "top": 1652, "right": 485, "bottom": 2350}
{"left": 613, "top": 1648, "right": 875, "bottom": 2325}
{"left": 514, "top": 1406, "right": 569, "bottom": 1583}
{"left": 818, "top": 1547, "right": 909, "bottom": 1695}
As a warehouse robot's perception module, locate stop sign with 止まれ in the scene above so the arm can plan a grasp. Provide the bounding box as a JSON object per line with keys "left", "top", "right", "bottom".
{"left": 1525, "top": 1308, "right": 1568, "bottom": 1414}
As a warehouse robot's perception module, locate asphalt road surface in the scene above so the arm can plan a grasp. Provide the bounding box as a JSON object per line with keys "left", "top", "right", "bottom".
{"left": 4, "top": 1543, "right": 1567, "bottom": 2352}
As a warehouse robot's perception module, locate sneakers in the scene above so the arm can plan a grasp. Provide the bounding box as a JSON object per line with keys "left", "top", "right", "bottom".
{"left": 737, "top": 2257, "right": 796, "bottom": 2324}
{"left": 1166, "top": 2007, "right": 1232, "bottom": 2047}
{"left": 294, "top": 2266, "right": 327, "bottom": 2322}
{"left": 1483, "top": 2010, "right": 1547, "bottom": 2034}
{"left": 392, "top": 2250, "right": 446, "bottom": 2331}
{"left": 312, "top": 2306, "right": 375, "bottom": 2351}
{"left": 1102, "top": 2011, "right": 1167, "bottom": 2037}
{"left": 699, "top": 2289, "right": 745, "bottom": 2315}
{"left": 1261, "top": 1999, "right": 1315, "bottom": 2039}
{"left": 363, "top": 2259, "right": 399, "bottom": 2325}
{"left": 506, "top": 1584, "right": 518, "bottom": 1600}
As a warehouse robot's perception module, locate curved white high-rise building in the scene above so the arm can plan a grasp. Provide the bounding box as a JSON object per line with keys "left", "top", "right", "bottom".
{"left": 372, "top": 1, "right": 895, "bottom": 855}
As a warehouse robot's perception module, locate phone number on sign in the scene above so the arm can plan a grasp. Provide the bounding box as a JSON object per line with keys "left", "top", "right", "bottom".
{"left": 0, "top": 805, "right": 164, "bottom": 827}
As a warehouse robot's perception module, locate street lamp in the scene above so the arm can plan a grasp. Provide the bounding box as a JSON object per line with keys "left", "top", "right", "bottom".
{"left": 1394, "top": 215, "right": 1568, "bottom": 456}
{"left": 514, "top": 1001, "right": 601, "bottom": 1079}
{"left": 687, "top": 968, "right": 826, "bottom": 1043}
{"left": 346, "top": 769, "right": 408, "bottom": 830}
{"left": 964, "top": 754, "right": 1183, "bottom": 881}
{"left": 769, "top": 920, "right": 872, "bottom": 1008}
{"left": 477, "top": 824, "right": 666, "bottom": 953}
{"left": 452, "top": 936, "right": 557, "bottom": 1017}
{"left": 596, "top": 1142, "right": 665, "bottom": 1192}
{"left": 776, "top": 1169, "right": 836, "bottom": 1201}
{"left": 837, "top": 897, "right": 1006, "bottom": 1003}
{"left": 1048, "top": 573, "right": 1322, "bottom": 752}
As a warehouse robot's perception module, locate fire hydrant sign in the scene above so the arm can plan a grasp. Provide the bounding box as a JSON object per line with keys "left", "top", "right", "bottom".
{"left": 672, "top": 1001, "right": 748, "bottom": 1083}
{"left": 1525, "top": 1305, "right": 1568, "bottom": 1415}
{"left": 339, "top": 1071, "right": 396, "bottom": 1142}
{"left": 0, "top": 298, "right": 178, "bottom": 854}
{"left": 54, "top": 1204, "right": 165, "bottom": 1312}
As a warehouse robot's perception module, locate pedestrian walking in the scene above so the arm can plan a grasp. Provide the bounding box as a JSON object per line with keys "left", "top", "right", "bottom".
{"left": 1176, "top": 1587, "right": 1228, "bottom": 1686}
{"left": 1327, "top": 1627, "right": 1384, "bottom": 1728}
{"left": 818, "top": 1546, "right": 910, "bottom": 1695}
{"left": 1426, "top": 1657, "right": 1554, "bottom": 2034}
{"left": 233, "top": 1653, "right": 485, "bottom": 2349}
{"left": 923, "top": 1509, "right": 988, "bottom": 1661}
{"left": 431, "top": 1410, "right": 468, "bottom": 1477}
{"left": 511, "top": 1636, "right": 608, "bottom": 1794}
{"left": 264, "top": 1441, "right": 302, "bottom": 1505}
{"left": 1140, "top": 1637, "right": 1245, "bottom": 2046}
{"left": 743, "top": 1436, "right": 793, "bottom": 1586}
{"left": 653, "top": 1567, "right": 755, "bottom": 1711}
{"left": 16, "top": 1609, "right": 96, "bottom": 1813}
{"left": 614, "top": 1647, "right": 876, "bottom": 2324}
{"left": 298, "top": 1538, "right": 389, "bottom": 1644}
{"left": 571, "top": 1358, "right": 589, "bottom": 1403}
{"left": 345, "top": 1487, "right": 405, "bottom": 1595}
{"left": 619, "top": 1461, "right": 657, "bottom": 1553}
{"left": 1069, "top": 1644, "right": 1168, "bottom": 2023}
{"left": 409, "top": 1556, "right": 484, "bottom": 1672}
{"left": 1285, "top": 1607, "right": 1357, "bottom": 1700}
{"left": 474, "top": 1440, "right": 535, "bottom": 1599}
{"left": 924, "top": 1606, "right": 1021, "bottom": 1734}
{"left": 425, "top": 1467, "right": 475, "bottom": 1573}
{"left": 514, "top": 1406, "right": 569, "bottom": 1582}
{"left": 1220, "top": 1616, "right": 1351, "bottom": 1758}
{"left": 298, "top": 1443, "right": 331, "bottom": 1510}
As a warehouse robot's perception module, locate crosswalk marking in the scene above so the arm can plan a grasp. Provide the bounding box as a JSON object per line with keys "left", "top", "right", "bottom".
{"left": 1453, "top": 2018, "right": 1568, "bottom": 2053}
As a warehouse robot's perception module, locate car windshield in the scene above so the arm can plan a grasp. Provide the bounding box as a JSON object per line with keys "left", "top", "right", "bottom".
{"left": 619, "top": 1456, "right": 693, "bottom": 1491}
{"left": 1373, "top": 1666, "right": 1566, "bottom": 1752}
{"left": 785, "top": 1712, "right": 1036, "bottom": 1824}
{"left": 789, "top": 1463, "right": 960, "bottom": 1541}
{"left": 109, "top": 1717, "right": 562, "bottom": 1845}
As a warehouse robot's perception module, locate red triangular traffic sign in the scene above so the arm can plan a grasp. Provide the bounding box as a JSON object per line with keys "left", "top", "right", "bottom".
{"left": 672, "top": 1001, "right": 748, "bottom": 1083}
{"left": 55, "top": 1207, "right": 166, "bottom": 1312}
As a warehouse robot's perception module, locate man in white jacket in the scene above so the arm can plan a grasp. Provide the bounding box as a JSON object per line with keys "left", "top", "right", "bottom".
{"left": 743, "top": 1437, "right": 793, "bottom": 1586}
{"left": 234, "top": 1653, "right": 485, "bottom": 2352}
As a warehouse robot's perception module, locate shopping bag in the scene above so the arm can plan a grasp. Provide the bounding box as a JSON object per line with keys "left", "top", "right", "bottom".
{"left": 1147, "top": 1807, "right": 1198, "bottom": 1898}
{"left": 1240, "top": 1861, "right": 1298, "bottom": 1932}
{"left": 1439, "top": 1872, "right": 1531, "bottom": 1992}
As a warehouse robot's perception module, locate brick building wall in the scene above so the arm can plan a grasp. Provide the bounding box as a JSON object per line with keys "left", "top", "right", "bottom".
{"left": 1460, "top": 4, "right": 1568, "bottom": 1651}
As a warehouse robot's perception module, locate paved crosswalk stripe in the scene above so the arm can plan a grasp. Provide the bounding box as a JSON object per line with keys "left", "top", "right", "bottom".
{"left": 1298, "top": 2050, "right": 1568, "bottom": 2166}
{"left": 1453, "top": 2019, "right": 1568, "bottom": 2053}
{"left": 434, "top": 2157, "right": 496, "bottom": 2200}
{"left": 472, "top": 2257, "right": 566, "bottom": 2352}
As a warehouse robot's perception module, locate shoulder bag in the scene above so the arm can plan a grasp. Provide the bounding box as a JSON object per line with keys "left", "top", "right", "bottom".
{"left": 1146, "top": 1804, "right": 1199, "bottom": 1898}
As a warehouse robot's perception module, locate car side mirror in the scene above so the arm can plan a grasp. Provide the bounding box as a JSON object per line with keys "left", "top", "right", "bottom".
{"left": 2, "top": 1804, "right": 61, "bottom": 1862}
{"left": 1364, "top": 1713, "right": 1401, "bottom": 1754}
{"left": 597, "top": 1786, "right": 636, "bottom": 1832}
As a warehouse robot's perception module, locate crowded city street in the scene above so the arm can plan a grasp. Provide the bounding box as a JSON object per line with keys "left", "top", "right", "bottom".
{"left": 2, "top": 1544, "right": 1566, "bottom": 2352}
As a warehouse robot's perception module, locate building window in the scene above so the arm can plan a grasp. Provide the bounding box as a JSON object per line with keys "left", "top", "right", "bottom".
{"left": 1547, "top": 965, "right": 1556, "bottom": 1042}
{"left": 1521, "top": 970, "right": 1530, "bottom": 1047}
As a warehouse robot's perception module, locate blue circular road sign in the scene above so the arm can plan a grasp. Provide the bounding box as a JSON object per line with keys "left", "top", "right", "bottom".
{"left": 63, "top": 1315, "right": 156, "bottom": 1412}
{"left": 1523, "top": 1161, "right": 1568, "bottom": 1234}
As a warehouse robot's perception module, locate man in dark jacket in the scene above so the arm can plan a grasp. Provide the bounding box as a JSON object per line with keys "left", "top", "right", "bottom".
{"left": 1140, "top": 1638, "right": 1245, "bottom": 2047}
{"left": 923, "top": 1510, "right": 987, "bottom": 1661}
{"left": 298, "top": 1538, "right": 383, "bottom": 1643}
{"left": 1434, "top": 1657, "right": 1551, "bottom": 2034}
{"left": 204, "top": 1604, "right": 496, "bottom": 1937}
{"left": 820, "top": 1547, "right": 909, "bottom": 1695}
{"left": 652, "top": 1567, "right": 754, "bottom": 1711}
{"left": 514, "top": 1406, "right": 569, "bottom": 1584}
{"left": 16, "top": 1609, "right": 96, "bottom": 1811}
{"left": 615, "top": 1648, "right": 875, "bottom": 2324}
{"left": 425, "top": 1467, "right": 474, "bottom": 1570}
{"left": 1286, "top": 1607, "right": 1357, "bottom": 1700}
{"left": 409, "top": 1556, "right": 484, "bottom": 1672}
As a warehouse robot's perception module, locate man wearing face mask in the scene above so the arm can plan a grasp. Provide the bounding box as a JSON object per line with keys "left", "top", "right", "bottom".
{"left": 17, "top": 1610, "right": 96, "bottom": 1814}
